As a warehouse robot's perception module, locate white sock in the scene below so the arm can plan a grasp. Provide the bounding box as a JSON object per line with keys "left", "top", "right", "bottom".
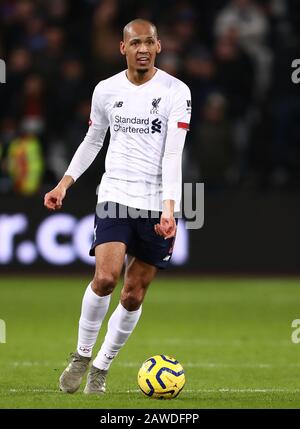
{"left": 93, "top": 302, "right": 142, "bottom": 370}
{"left": 77, "top": 283, "right": 111, "bottom": 358}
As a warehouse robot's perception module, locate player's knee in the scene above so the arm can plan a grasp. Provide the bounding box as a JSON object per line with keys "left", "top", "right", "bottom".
{"left": 120, "top": 284, "right": 145, "bottom": 311}
{"left": 121, "top": 292, "right": 142, "bottom": 311}
{"left": 92, "top": 272, "right": 117, "bottom": 296}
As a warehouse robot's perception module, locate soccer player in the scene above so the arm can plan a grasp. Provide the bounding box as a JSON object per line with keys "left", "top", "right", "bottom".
{"left": 44, "top": 18, "right": 191, "bottom": 395}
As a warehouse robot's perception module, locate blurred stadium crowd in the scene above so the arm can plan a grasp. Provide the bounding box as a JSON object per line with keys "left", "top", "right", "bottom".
{"left": 0, "top": 0, "right": 300, "bottom": 196}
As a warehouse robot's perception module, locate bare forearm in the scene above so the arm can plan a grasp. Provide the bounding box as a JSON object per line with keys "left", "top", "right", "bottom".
{"left": 163, "top": 199, "right": 175, "bottom": 216}
{"left": 57, "top": 175, "right": 74, "bottom": 191}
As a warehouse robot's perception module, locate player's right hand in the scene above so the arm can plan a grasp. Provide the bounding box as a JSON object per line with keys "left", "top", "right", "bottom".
{"left": 44, "top": 186, "right": 66, "bottom": 211}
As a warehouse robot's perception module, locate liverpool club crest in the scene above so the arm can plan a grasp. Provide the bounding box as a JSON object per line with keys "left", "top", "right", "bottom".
{"left": 150, "top": 97, "right": 161, "bottom": 114}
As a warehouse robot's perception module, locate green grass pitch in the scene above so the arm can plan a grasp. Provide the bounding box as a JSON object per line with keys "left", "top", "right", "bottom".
{"left": 0, "top": 276, "right": 300, "bottom": 409}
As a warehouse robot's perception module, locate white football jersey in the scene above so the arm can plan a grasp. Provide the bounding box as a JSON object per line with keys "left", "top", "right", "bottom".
{"left": 67, "top": 68, "right": 192, "bottom": 211}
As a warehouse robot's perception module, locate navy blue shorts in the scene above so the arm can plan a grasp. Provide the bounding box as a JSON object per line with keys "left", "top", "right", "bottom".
{"left": 89, "top": 202, "right": 177, "bottom": 269}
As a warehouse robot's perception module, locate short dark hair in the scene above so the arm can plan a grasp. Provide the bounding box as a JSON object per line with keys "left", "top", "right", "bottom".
{"left": 123, "top": 19, "right": 158, "bottom": 40}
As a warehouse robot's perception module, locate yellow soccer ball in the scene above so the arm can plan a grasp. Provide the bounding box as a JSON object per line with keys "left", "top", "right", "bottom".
{"left": 138, "top": 354, "right": 185, "bottom": 399}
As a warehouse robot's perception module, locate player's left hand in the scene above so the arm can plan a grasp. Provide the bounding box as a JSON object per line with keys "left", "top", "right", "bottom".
{"left": 154, "top": 212, "right": 176, "bottom": 239}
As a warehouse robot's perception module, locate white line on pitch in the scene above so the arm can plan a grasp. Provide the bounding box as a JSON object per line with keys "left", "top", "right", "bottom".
{"left": 126, "top": 388, "right": 300, "bottom": 394}
{"left": 8, "top": 389, "right": 58, "bottom": 393}
{"left": 138, "top": 339, "right": 292, "bottom": 346}
{"left": 8, "top": 361, "right": 300, "bottom": 369}
{"left": 10, "top": 361, "right": 65, "bottom": 367}
{"left": 7, "top": 388, "right": 300, "bottom": 395}
{"left": 119, "top": 362, "right": 274, "bottom": 368}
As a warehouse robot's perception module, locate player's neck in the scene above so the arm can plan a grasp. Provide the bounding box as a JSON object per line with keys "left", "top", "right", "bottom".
{"left": 126, "top": 67, "right": 157, "bottom": 86}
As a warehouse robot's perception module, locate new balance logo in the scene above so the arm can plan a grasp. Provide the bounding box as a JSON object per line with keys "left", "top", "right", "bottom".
{"left": 151, "top": 118, "right": 161, "bottom": 133}
{"left": 79, "top": 346, "right": 91, "bottom": 354}
{"left": 113, "top": 101, "right": 123, "bottom": 108}
{"left": 105, "top": 353, "right": 114, "bottom": 360}
{"left": 93, "top": 225, "right": 97, "bottom": 242}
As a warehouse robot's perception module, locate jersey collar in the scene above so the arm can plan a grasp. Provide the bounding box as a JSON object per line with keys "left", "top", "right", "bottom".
{"left": 124, "top": 68, "right": 160, "bottom": 88}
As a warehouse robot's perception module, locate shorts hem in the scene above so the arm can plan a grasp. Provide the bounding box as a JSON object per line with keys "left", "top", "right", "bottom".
{"left": 127, "top": 250, "right": 169, "bottom": 270}
{"left": 89, "top": 239, "right": 128, "bottom": 256}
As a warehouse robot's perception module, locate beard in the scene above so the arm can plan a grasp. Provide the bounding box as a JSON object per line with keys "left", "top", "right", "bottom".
{"left": 136, "top": 67, "right": 149, "bottom": 74}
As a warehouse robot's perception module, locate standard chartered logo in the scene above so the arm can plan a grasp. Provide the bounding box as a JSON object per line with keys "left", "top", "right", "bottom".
{"left": 114, "top": 115, "right": 149, "bottom": 125}
{"left": 113, "top": 115, "right": 152, "bottom": 134}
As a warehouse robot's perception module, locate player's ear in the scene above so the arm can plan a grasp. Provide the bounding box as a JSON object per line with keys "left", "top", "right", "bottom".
{"left": 120, "top": 41, "right": 126, "bottom": 56}
{"left": 156, "top": 40, "right": 161, "bottom": 54}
